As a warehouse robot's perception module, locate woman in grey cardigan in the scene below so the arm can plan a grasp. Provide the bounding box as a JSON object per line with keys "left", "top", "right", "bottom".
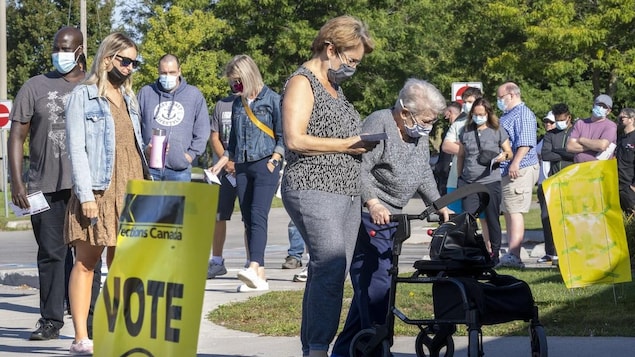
{"left": 331, "top": 78, "right": 450, "bottom": 357}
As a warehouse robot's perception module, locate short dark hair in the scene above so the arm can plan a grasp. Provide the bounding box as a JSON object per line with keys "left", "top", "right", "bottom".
{"left": 462, "top": 87, "right": 483, "bottom": 100}
{"left": 551, "top": 103, "right": 570, "bottom": 116}
{"left": 447, "top": 101, "right": 462, "bottom": 112}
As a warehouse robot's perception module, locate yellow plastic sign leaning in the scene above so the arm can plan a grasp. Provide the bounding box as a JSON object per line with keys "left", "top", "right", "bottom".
{"left": 543, "top": 159, "right": 631, "bottom": 289}
{"left": 93, "top": 180, "right": 218, "bottom": 356}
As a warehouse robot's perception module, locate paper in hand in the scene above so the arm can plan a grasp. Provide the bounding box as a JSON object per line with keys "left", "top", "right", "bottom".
{"left": 204, "top": 169, "right": 222, "bottom": 185}
{"left": 9, "top": 191, "right": 50, "bottom": 217}
{"left": 360, "top": 132, "right": 388, "bottom": 142}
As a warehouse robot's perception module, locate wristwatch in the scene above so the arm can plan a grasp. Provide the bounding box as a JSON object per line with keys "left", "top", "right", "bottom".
{"left": 268, "top": 158, "right": 280, "bottom": 167}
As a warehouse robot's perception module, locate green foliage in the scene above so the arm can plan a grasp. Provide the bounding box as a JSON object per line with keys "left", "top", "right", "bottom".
{"left": 6, "top": 0, "right": 114, "bottom": 98}
{"left": 8, "top": 0, "right": 635, "bottom": 120}
{"left": 208, "top": 268, "right": 635, "bottom": 337}
{"left": 133, "top": 5, "right": 232, "bottom": 102}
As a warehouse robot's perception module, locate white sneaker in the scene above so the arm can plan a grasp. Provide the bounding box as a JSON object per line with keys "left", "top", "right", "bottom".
{"left": 293, "top": 267, "right": 308, "bottom": 282}
{"left": 70, "top": 338, "right": 93, "bottom": 355}
{"left": 237, "top": 281, "right": 269, "bottom": 292}
{"left": 237, "top": 268, "right": 263, "bottom": 288}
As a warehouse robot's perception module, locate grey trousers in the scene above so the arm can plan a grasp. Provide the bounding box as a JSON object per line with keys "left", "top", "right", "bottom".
{"left": 282, "top": 189, "right": 361, "bottom": 354}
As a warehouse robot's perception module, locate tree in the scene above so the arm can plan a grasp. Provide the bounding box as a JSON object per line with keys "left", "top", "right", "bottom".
{"left": 6, "top": 0, "right": 114, "bottom": 98}
{"left": 133, "top": 5, "right": 231, "bottom": 102}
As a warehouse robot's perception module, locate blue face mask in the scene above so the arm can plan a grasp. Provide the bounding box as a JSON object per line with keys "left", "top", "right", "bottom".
{"left": 555, "top": 121, "right": 568, "bottom": 130}
{"left": 496, "top": 98, "right": 507, "bottom": 111}
{"left": 159, "top": 74, "right": 178, "bottom": 91}
{"left": 592, "top": 105, "right": 608, "bottom": 118}
{"left": 473, "top": 115, "right": 487, "bottom": 125}
{"left": 51, "top": 48, "right": 79, "bottom": 74}
{"left": 404, "top": 123, "right": 432, "bottom": 138}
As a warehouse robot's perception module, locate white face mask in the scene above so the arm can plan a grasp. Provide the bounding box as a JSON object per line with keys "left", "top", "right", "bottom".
{"left": 463, "top": 102, "right": 473, "bottom": 114}
{"left": 555, "top": 120, "right": 568, "bottom": 130}
{"left": 159, "top": 74, "right": 178, "bottom": 91}
{"left": 51, "top": 49, "right": 79, "bottom": 74}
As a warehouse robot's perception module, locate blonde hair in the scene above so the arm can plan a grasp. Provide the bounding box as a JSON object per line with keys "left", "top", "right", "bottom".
{"left": 85, "top": 32, "right": 138, "bottom": 100}
{"left": 224, "top": 55, "right": 264, "bottom": 98}
{"left": 311, "top": 15, "right": 374, "bottom": 55}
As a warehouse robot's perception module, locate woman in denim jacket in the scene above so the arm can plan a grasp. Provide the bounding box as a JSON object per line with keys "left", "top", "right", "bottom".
{"left": 211, "top": 55, "right": 284, "bottom": 292}
{"left": 64, "top": 32, "right": 145, "bottom": 355}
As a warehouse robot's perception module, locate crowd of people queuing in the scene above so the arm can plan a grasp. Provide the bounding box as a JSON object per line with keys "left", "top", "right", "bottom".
{"left": 8, "top": 13, "right": 635, "bottom": 357}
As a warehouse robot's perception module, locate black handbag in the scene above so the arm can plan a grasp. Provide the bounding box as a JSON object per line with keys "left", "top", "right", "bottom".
{"left": 429, "top": 212, "right": 491, "bottom": 264}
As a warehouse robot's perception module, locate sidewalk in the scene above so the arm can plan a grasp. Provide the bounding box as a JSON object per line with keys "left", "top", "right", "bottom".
{"left": 2, "top": 201, "right": 634, "bottom": 356}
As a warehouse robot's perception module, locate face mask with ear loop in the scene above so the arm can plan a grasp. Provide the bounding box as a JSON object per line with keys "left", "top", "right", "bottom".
{"left": 325, "top": 42, "right": 356, "bottom": 85}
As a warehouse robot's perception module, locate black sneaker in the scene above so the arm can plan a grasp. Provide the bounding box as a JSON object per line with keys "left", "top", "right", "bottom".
{"left": 29, "top": 319, "right": 60, "bottom": 341}
{"left": 537, "top": 255, "right": 553, "bottom": 263}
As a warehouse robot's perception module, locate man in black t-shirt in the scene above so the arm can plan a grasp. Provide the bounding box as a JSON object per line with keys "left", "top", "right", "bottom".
{"left": 616, "top": 108, "right": 635, "bottom": 213}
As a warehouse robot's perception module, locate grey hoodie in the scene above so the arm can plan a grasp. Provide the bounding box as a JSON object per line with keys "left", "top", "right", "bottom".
{"left": 138, "top": 76, "right": 210, "bottom": 170}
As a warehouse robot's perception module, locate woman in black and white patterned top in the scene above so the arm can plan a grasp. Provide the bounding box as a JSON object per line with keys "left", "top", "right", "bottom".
{"left": 280, "top": 15, "right": 376, "bottom": 357}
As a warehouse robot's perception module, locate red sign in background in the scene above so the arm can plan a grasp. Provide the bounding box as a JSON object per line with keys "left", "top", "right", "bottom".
{"left": 0, "top": 103, "right": 10, "bottom": 128}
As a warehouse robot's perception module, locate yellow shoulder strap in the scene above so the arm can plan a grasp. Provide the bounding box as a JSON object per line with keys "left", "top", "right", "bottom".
{"left": 241, "top": 97, "right": 274, "bottom": 139}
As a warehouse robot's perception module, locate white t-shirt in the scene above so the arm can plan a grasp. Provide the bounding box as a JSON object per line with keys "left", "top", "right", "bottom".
{"left": 444, "top": 117, "right": 468, "bottom": 188}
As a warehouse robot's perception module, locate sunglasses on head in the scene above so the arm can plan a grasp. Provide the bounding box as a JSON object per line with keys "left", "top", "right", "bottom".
{"left": 115, "top": 55, "right": 140, "bottom": 69}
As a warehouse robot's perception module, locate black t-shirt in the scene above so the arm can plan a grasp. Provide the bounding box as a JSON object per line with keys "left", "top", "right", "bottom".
{"left": 616, "top": 130, "right": 635, "bottom": 188}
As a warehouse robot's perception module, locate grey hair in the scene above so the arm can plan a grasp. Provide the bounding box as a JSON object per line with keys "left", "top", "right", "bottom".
{"left": 502, "top": 82, "right": 521, "bottom": 96}
{"left": 396, "top": 78, "right": 446, "bottom": 115}
{"left": 621, "top": 108, "right": 635, "bottom": 119}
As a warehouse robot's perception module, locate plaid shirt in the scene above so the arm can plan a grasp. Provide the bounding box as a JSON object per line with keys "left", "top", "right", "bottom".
{"left": 499, "top": 102, "right": 538, "bottom": 176}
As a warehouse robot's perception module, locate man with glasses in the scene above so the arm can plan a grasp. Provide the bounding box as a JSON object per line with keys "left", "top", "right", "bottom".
{"left": 495, "top": 82, "right": 539, "bottom": 269}
{"left": 566, "top": 94, "right": 617, "bottom": 163}
{"left": 138, "top": 54, "right": 210, "bottom": 181}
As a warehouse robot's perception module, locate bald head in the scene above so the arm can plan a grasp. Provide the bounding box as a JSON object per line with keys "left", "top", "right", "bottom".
{"left": 53, "top": 27, "right": 83, "bottom": 51}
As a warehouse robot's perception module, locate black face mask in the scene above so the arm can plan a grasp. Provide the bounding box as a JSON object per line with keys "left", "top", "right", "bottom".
{"left": 108, "top": 66, "right": 130, "bottom": 86}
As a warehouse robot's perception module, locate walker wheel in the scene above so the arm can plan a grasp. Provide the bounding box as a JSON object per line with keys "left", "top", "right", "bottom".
{"left": 467, "top": 328, "right": 482, "bottom": 357}
{"left": 349, "top": 328, "right": 391, "bottom": 357}
{"left": 415, "top": 330, "right": 454, "bottom": 357}
{"left": 530, "top": 324, "right": 548, "bottom": 357}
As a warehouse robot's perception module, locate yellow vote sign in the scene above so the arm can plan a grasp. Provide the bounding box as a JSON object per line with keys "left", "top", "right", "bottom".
{"left": 93, "top": 180, "right": 218, "bottom": 356}
{"left": 543, "top": 159, "right": 631, "bottom": 289}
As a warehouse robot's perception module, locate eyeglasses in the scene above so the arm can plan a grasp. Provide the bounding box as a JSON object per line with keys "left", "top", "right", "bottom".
{"left": 543, "top": 120, "right": 556, "bottom": 125}
{"left": 338, "top": 52, "right": 362, "bottom": 68}
{"left": 497, "top": 93, "right": 511, "bottom": 100}
{"left": 400, "top": 99, "right": 438, "bottom": 126}
{"left": 114, "top": 55, "right": 140, "bottom": 69}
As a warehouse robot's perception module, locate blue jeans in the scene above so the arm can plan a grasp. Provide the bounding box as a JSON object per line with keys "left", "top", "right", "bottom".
{"left": 287, "top": 220, "right": 305, "bottom": 260}
{"left": 283, "top": 189, "right": 361, "bottom": 354}
{"left": 331, "top": 212, "right": 397, "bottom": 356}
{"left": 236, "top": 157, "right": 280, "bottom": 265}
{"left": 149, "top": 166, "right": 192, "bottom": 182}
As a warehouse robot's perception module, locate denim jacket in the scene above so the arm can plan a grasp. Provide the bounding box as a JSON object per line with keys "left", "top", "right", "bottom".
{"left": 66, "top": 83, "right": 145, "bottom": 203}
{"left": 225, "top": 85, "right": 284, "bottom": 163}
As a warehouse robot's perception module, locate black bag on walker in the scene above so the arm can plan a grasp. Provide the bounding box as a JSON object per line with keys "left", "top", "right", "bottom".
{"left": 429, "top": 212, "right": 490, "bottom": 264}
{"left": 433, "top": 274, "right": 535, "bottom": 325}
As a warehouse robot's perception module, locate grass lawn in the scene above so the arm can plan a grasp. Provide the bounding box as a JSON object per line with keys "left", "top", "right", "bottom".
{"left": 208, "top": 267, "right": 635, "bottom": 337}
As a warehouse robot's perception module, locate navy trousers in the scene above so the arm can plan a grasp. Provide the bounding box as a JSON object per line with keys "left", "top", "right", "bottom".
{"left": 332, "top": 212, "right": 398, "bottom": 356}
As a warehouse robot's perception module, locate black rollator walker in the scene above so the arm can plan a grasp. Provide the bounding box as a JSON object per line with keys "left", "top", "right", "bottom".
{"left": 349, "top": 183, "right": 548, "bottom": 357}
